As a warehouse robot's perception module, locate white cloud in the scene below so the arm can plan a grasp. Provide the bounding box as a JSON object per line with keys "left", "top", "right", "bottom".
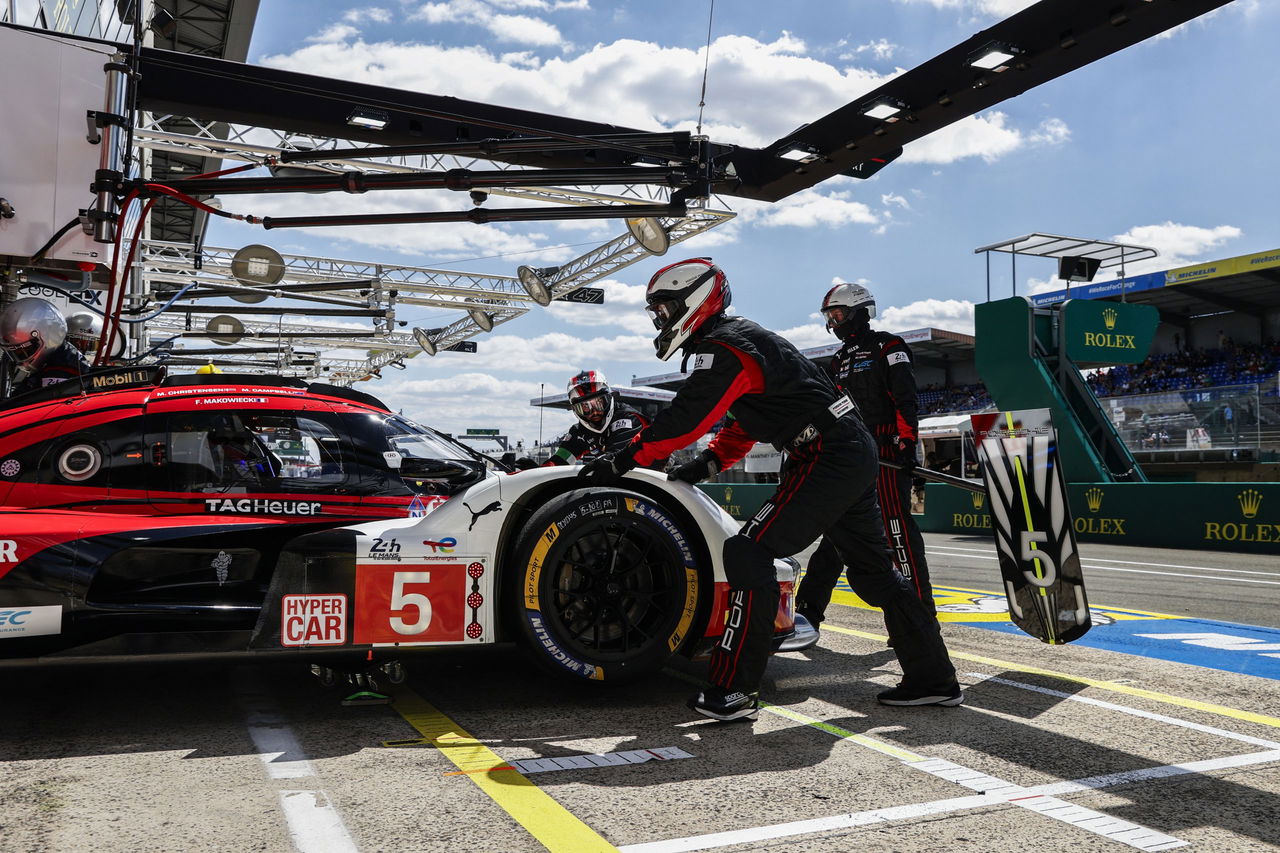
{"left": 485, "top": 14, "right": 563, "bottom": 45}
{"left": 745, "top": 188, "right": 879, "bottom": 229}
{"left": 307, "top": 23, "right": 359, "bottom": 43}
{"left": 841, "top": 38, "right": 898, "bottom": 62}
{"left": 1111, "top": 222, "right": 1242, "bottom": 272}
{"left": 344, "top": 7, "right": 392, "bottom": 24}
{"left": 376, "top": 371, "right": 576, "bottom": 445}
{"left": 902, "top": 111, "right": 1064, "bottom": 165}
{"left": 881, "top": 193, "right": 911, "bottom": 211}
{"left": 409, "top": 1, "right": 563, "bottom": 45}
{"left": 880, "top": 298, "right": 975, "bottom": 334}
{"left": 778, "top": 322, "right": 832, "bottom": 351}
{"left": 545, "top": 278, "right": 653, "bottom": 334}
{"left": 1027, "top": 221, "right": 1243, "bottom": 294}
{"left": 893, "top": 0, "right": 1036, "bottom": 18}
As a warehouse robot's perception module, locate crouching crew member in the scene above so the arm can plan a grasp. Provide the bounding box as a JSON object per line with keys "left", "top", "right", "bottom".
{"left": 542, "top": 370, "right": 650, "bottom": 465}
{"left": 0, "top": 297, "right": 88, "bottom": 398}
{"left": 580, "top": 259, "right": 961, "bottom": 721}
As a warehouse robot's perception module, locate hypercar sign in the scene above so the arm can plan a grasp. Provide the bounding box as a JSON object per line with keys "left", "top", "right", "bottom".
{"left": 280, "top": 594, "right": 347, "bottom": 646}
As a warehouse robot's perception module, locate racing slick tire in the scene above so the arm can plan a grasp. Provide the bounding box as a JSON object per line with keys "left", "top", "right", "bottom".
{"left": 508, "top": 488, "right": 702, "bottom": 684}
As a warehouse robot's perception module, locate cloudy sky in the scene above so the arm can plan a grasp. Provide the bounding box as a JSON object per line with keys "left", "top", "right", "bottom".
{"left": 204, "top": 0, "right": 1278, "bottom": 447}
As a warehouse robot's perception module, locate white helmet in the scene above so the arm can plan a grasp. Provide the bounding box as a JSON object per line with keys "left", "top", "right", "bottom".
{"left": 645, "top": 258, "right": 731, "bottom": 361}
{"left": 567, "top": 369, "right": 614, "bottom": 433}
{"left": 820, "top": 282, "right": 875, "bottom": 337}
{"left": 65, "top": 311, "right": 103, "bottom": 357}
{"left": 1, "top": 297, "right": 67, "bottom": 379}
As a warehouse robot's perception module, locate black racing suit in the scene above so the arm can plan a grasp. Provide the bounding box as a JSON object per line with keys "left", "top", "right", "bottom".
{"left": 5, "top": 342, "right": 89, "bottom": 397}
{"left": 544, "top": 399, "right": 650, "bottom": 465}
{"left": 626, "top": 315, "right": 956, "bottom": 696}
{"left": 797, "top": 327, "right": 936, "bottom": 622}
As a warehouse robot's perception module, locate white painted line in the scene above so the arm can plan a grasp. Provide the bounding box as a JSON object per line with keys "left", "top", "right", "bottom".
{"left": 234, "top": 670, "right": 360, "bottom": 853}
{"left": 1036, "top": 749, "right": 1280, "bottom": 797}
{"left": 968, "top": 673, "right": 1280, "bottom": 750}
{"left": 511, "top": 746, "right": 693, "bottom": 775}
{"left": 927, "top": 547, "right": 1280, "bottom": 586}
{"left": 245, "top": 719, "right": 319, "bottom": 780}
{"left": 910, "top": 758, "right": 1186, "bottom": 851}
{"left": 279, "top": 790, "right": 360, "bottom": 853}
{"left": 617, "top": 749, "right": 1280, "bottom": 853}
{"left": 929, "top": 545, "right": 1280, "bottom": 578}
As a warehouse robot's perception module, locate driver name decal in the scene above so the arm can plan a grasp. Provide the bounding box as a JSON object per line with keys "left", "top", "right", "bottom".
{"left": 204, "top": 499, "right": 323, "bottom": 516}
{"left": 280, "top": 594, "right": 347, "bottom": 647}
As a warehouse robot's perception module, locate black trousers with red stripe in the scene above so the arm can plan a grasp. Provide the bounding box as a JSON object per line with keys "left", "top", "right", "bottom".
{"left": 798, "top": 426, "right": 936, "bottom": 621}
{"left": 708, "top": 417, "right": 956, "bottom": 695}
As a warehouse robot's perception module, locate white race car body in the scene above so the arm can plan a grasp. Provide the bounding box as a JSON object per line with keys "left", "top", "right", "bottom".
{"left": 264, "top": 465, "right": 810, "bottom": 682}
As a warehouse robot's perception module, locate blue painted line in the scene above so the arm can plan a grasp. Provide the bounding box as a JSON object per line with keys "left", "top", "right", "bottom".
{"left": 818, "top": 573, "right": 1280, "bottom": 680}
{"left": 976, "top": 617, "right": 1280, "bottom": 681}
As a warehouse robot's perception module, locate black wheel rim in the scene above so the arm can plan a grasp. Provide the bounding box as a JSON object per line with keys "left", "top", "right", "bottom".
{"left": 544, "top": 515, "right": 683, "bottom": 661}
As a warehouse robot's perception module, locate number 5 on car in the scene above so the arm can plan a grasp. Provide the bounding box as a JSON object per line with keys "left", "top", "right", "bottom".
{"left": 355, "top": 563, "right": 467, "bottom": 645}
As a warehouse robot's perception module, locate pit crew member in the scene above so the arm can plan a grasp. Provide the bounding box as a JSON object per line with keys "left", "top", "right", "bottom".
{"left": 580, "top": 259, "right": 961, "bottom": 721}
{"left": 796, "top": 283, "right": 937, "bottom": 628}
{"left": 0, "top": 297, "right": 89, "bottom": 398}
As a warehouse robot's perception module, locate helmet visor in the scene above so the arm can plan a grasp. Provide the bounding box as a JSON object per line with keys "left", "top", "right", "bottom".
{"left": 822, "top": 306, "right": 849, "bottom": 331}
{"left": 647, "top": 299, "right": 681, "bottom": 331}
{"left": 571, "top": 394, "right": 609, "bottom": 423}
{"left": 1, "top": 338, "right": 40, "bottom": 365}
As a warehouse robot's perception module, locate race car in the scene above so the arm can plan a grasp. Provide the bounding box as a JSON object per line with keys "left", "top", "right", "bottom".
{"left": 0, "top": 366, "right": 812, "bottom": 681}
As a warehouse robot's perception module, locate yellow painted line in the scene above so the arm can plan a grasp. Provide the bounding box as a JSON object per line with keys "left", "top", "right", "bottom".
{"left": 932, "top": 584, "right": 1178, "bottom": 619}
{"left": 389, "top": 687, "right": 618, "bottom": 852}
{"left": 822, "top": 623, "right": 1280, "bottom": 731}
{"left": 761, "top": 702, "right": 925, "bottom": 762}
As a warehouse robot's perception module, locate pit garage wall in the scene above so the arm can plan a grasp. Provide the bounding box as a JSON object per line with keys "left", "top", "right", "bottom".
{"left": 918, "top": 481, "right": 1280, "bottom": 554}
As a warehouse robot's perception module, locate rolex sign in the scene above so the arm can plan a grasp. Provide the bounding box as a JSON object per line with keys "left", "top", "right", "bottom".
{"left": 1060, "top": 300, "right": 1159, "bottom": 366}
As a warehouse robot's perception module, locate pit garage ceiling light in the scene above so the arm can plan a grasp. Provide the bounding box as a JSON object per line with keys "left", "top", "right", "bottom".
{"left": 347, "top": 108, "right": 390, "bottom": 130}
{"left": 626, "top": 217, "right": 670, "bottom": 255}
{"left": 229, "top": 243, "right": 285, "bottom": 304}
{"left": 468, "top": 308, "right": 495, "bottom": 332}
{"left": 861, "top": 99, "right": 905, "bottom": 121}
{"left": 206, "top": 315, "right": 246, "bottom": 346}
{"left": 412, "top": 327, "right": 438, "bottom": 356}
{"left": 777, "top": 143, "right": 819, "bottom": 163}
{"left": 968, "top": 42, "right": 1022, "bottom": 71}
{"left": 517, "top": 265, "right": 554, "bottom": 307}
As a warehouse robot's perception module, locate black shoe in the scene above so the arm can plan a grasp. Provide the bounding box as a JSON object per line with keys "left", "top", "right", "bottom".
{"left": 877, "top": 684, "right": 964, "bottom": 707}
{"left": 797, "top": 610, "right": 822, "bottom": 632}
{"left": 688, "top": 688, "right": 759, "bottom": 722}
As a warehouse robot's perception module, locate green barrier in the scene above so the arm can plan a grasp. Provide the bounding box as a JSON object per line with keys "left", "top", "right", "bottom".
{"left": 919, "top": 481, "right": 1280, "bottom": 553}
{"left": 696, "top": 482, "right": 773, "bottom": 521}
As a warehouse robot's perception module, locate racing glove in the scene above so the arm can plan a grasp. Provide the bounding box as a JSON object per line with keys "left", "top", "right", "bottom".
{"left": 894, "top": 436, "right": 919, "bottom": 471}
{"left": 666, "top": 449, "right": 721, "bottom": 484}
{"left": 578, "top": 449, "right": 636, "bottom": 485}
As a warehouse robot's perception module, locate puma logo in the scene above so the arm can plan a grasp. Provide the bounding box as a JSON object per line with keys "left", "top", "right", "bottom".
{"left": 464, "top": 500, "right": 502, "bottom": 531}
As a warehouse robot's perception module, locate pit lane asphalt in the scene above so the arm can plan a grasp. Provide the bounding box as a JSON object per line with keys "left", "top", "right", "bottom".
{"left": 3, "top": 535, "right": 1280, "bottom": 853}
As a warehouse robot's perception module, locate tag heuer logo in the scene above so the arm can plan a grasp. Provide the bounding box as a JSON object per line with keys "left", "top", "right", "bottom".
{"left": 1238, "top": 488, "right": 1263, "bottom": 519}
{"left": 1085, "top": 487, "right": 1104, "bottom": 513}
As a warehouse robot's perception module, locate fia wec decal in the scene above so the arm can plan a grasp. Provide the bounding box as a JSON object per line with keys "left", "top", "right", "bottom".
{"left": 204, "top": 498, "right": 324, "bottom": 516}
{"left": 0, "top": 605, "right": 62, "bottom": 638}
